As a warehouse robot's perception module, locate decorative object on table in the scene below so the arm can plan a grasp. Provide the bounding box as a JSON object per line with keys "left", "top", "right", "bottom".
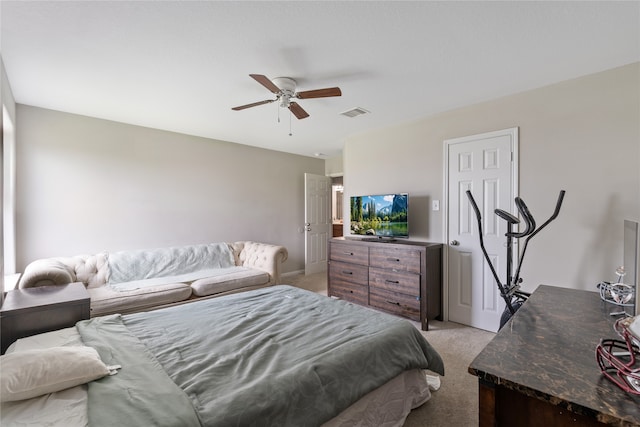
{"left": 597, "top": 265, "right": 636, "bottom": 309}
{"left": 595, "top": 314, "right": 640, "bottom": 395}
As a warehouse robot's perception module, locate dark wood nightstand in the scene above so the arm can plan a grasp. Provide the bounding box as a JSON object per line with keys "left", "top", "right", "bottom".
{"left": 1, "top": 283, "right": 90, "bottom": 354}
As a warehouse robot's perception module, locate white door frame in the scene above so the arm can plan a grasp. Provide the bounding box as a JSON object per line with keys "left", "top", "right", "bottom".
{"left": 442, "top": 127, "right": 519, "bottom": 324}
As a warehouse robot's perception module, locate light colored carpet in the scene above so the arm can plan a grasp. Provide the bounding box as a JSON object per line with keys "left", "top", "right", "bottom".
{"left": 285, "top": 271, "right": 496, "bottom": 427}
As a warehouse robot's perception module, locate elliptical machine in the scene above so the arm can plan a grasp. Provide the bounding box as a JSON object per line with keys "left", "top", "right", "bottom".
{"left": 466, "top": 189, "right": 566, "bottom": 329}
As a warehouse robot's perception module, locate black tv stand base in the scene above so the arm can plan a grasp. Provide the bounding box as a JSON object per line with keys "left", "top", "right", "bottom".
{"left": 362, "top": 237, "right": 396, "bottom": 243}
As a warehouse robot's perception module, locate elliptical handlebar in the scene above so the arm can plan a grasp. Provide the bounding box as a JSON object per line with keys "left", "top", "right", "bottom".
{"left": 510, "top": 197, "right": 535, "bottom": 238}
{"left": 512, "top": 190, "right": 565, "bottom": 285}
{"left": 526, "top": 190, "right": 565, "bottom": 240}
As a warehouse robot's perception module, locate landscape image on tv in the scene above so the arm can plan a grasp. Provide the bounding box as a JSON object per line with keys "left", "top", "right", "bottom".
{"left": 350, "top": 193, "right": 408, "bottom": 237}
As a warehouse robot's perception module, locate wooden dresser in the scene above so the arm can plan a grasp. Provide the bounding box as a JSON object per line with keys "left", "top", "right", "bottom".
{"left": 327, "top": 237, "right": 442, "bottom": 330}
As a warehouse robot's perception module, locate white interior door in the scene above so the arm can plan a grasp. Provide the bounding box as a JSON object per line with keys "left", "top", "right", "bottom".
{"left": 304, "top": 173, "right": 331, "bottom": 275}
{"left": 445, "top": 128, "right": 518, "bottom": 332}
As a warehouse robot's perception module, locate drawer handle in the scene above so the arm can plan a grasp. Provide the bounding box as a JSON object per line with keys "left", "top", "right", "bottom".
{"left": 386, "top": 300, "right": 401, "bottom": 306}
{"left": 343, "top": 252, "right": 354, "bottom": 256}
{"left": 387, "top": 257, "right": 400, "bottom": 262}
{"left": 385, "top": 280, "right": 400, "bottom": 284}
{"left": 342, "top": 271, "right": 353, "bottom": 275}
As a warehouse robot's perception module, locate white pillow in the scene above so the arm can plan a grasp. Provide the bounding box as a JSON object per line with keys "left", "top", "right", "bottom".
{"left": 0, "top": 346, "right": 109, "bottom": 402}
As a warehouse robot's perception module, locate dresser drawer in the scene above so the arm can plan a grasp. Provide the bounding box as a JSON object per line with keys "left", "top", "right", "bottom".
{"left": 369, "top": 287, "right": 420, "bottom": 321}
{"left": 329, "top": 261, "right": 368, "bottom": 286}
{"left": 369, "top": 267, "right": 420, "bottom": 297}
{"left": 328, "top": 279, "right": 368, "bottom": 305}
{"left": 330, "top": 242, "right": 369, "bottom": 266}
{"left": 369, "top": 247, "right": 420, "bottom": 273}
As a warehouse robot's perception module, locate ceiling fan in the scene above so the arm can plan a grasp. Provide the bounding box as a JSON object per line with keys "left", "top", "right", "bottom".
{"left": 232, "top": 74, "right": 342, "bottom": 119}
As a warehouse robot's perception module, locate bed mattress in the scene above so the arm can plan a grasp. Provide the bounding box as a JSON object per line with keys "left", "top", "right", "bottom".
{"left": 1, "top": 285, "right": 444, "bottom": 426}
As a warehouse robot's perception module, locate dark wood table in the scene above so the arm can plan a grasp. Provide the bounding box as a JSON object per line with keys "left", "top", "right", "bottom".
{"left": 469, "top": 285, "right": 640, "bottom": 426}
{"left": 1, "top": 283, "right": 90, "bottom": 353}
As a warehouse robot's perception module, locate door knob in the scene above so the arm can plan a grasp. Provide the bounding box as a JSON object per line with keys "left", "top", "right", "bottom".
{"left": 450, "top": 240, "right": 460, "bottom": 246}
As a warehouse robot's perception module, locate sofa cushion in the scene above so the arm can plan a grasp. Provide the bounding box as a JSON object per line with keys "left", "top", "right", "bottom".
{"left": 107, "top": 268, "right": 239, "bottom": 292}
{"left": 88, "top": 283, "right": 192, "bottom": 317}
{"left": 190, "top": 268, "right": 269, "bottom": 297}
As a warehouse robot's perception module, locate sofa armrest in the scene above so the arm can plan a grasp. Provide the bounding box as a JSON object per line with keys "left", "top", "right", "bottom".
{"left": 232, "top": 242, "right": 288, "bottom": 284}
{"left": 19, "top": 259, "right": 75, "bottom": 289}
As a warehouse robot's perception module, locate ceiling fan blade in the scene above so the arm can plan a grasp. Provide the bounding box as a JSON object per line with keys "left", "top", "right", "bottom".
{"left": 231, "top": 99, "right": 275, "bottom": 111}
{"left": 250, "top": 74, "right": 281, "bottom": 94}
{"left": 289, "top": 102, "right": 309, "bottom": 119}
{"left": 296, "top": 87, "right": 342, "bottom": 99}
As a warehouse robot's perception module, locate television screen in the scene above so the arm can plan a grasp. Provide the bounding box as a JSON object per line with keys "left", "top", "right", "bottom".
{"left": 350, "top": 193, "right": 408, "bottom": 237}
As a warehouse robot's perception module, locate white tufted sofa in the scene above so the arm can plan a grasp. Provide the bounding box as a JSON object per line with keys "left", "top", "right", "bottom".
{"left": 18, "top": 242, "right": 288, "bottom": 317}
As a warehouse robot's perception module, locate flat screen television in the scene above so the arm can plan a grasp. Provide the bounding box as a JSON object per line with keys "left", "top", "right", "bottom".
{"left": 349, "top": 193, "right": 408, "bottom": 239}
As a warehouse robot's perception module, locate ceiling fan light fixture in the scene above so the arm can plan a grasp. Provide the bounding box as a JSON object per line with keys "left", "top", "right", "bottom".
{"left": 340, "top": 107, "right": 370, "bottom": 118}
{"left": 279, "top": 94, "right": 291, "bottom": 108}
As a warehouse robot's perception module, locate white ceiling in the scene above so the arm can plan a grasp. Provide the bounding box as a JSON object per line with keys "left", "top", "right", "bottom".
{"left": 2, "top": 1, "right": 639, "bottom": 158}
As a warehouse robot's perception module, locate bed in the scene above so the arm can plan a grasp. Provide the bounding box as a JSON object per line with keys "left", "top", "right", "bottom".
{"left": 1, "top": 285, "right": 444, "bottom": 426}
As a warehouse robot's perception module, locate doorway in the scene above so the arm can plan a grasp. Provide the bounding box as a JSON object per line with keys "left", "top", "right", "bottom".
{"left": 444, "top": 128, "right": 519, "bottom": 332}
{"left": 304, "top": 173, "right": 332, "bottom": 275}
{"left": 331, "top": 176, "right": 344, "bottom": 237}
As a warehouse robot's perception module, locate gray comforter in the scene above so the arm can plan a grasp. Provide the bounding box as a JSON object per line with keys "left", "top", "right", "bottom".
{"left": 77, "top": 285, "right": 444, "bottom": 427}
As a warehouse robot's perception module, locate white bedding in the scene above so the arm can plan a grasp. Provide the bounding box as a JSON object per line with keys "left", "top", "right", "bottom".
{"left": 107, "top": 242, "right": 235, "bottom": 285}
{"left": 1, "top": 327, "right": 438, "bottom": 427}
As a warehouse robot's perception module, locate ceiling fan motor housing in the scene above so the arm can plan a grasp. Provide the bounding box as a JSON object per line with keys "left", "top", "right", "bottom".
{"left": 273, "top": 77, "right": 297, "bottom": 107}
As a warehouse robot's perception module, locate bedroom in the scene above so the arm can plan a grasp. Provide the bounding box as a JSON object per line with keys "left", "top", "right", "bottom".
{"left": 2, "top": 1, "right": 638, "bottom": 295}
{"left": 1, "top": 1, "right": 639, "bottom": 426}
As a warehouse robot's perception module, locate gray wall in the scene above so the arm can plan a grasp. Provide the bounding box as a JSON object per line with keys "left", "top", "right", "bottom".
{"left": 344, "top": 63, "right": 640, "bottom": 293}
{"left": 15, "top": 106, "right": 324, "bottom": 273}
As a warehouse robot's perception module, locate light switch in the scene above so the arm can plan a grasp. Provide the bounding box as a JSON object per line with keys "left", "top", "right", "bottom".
{"left": 432, "top": 200, "right": 440, "bottom": 211}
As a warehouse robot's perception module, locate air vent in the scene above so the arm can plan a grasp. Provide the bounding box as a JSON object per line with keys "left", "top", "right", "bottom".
{"left": 340, "top": 107, "right": 370, "bottom": 118}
